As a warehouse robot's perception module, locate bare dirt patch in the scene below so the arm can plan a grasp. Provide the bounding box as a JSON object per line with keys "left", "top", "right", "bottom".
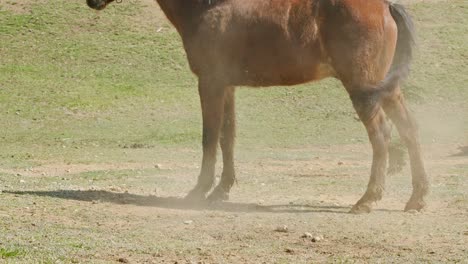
{"left": 1, "top": 143, "right": 467, "bottom": 263}
{"left": 0, "top": 162, "right": 156, "bottom": 177}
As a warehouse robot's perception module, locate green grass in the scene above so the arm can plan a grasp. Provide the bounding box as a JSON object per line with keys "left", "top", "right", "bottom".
{"left": 0, "top": 0, "right": 466, "bottom": 170}
{"left": 0, "top": 247, "right": 23, "bottom": 259}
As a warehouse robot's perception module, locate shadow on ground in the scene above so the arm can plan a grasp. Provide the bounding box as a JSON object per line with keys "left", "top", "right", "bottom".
{"left": 4, "top": 190, "right": 358, "bottom": 214}
{"left": 451, "top": 146, "right": 468, "bottom": 157}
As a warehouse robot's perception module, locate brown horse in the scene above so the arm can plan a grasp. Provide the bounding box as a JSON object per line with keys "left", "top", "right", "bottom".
{"left": 86, "top": 0, "right": 429, "bottom": 213}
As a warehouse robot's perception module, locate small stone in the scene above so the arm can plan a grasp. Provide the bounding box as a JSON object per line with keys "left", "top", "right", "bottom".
{"left": 184, "top": 220, "right": 193, "bottom": 225}
{"left": 275, "top": 225, "right": 289, "bottom": 233}
{"left": 338, "top": 161, "right": 344, "bottom": 165}
{"left": 155, "top": 164, "right": 162, "bottom": 169}
{"left": 118, "top": 257, "right": 129, "bottom": 263}
{"left": 312, "top": 235, "right": 323, "bottom": 242}
{"left": 301, "top": 232, "right": 313, "bottom": 239}
{"left": 285, "top": 248, "right": 295, "bottom": 254}
{"left": 20, "top": 180, "right": 26, "bottom": 183}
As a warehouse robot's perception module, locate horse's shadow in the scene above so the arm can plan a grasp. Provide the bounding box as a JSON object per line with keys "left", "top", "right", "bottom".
{"left": 5, "top": 190, "right": 353, "bottom": 214}
{"left": 451, "top": 146, "right": 468, "bottom": 157}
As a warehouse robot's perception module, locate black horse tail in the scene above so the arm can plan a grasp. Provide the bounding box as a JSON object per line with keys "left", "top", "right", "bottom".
{"left": 385, "top": 3, "right": 416, "bottom": 174}
{"left": 380, "top": 2, "right": 416, "bottom": 96}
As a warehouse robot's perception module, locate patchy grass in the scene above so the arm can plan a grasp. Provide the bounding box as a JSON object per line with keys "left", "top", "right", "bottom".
{"left": 1, "top": 0, "right": 465, "bottom": 169}
{"left": 0, "top": 247, "right": 23, "bottom": 259}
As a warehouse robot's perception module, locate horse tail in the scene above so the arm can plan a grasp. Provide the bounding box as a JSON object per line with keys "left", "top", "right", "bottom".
{"left": 384, "top": 3, "right": 415, "bottom": 174}
{"left": 379, "top": 2, "right": 415, "bottom": 96}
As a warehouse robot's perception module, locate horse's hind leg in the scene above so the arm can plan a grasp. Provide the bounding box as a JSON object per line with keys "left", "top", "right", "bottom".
{"left": 382, "top": 88, "right": 429, "bottom": 211}
{"left": 349, "top": 91, "right": 392, "bottom": 213}
{"left": 208, "top": 87, "right": 236, "bottom": 202}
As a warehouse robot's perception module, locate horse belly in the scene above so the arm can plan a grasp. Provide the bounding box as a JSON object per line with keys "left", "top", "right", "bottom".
{"left": 232, "top": 47, "right": 329, "bottom": 87}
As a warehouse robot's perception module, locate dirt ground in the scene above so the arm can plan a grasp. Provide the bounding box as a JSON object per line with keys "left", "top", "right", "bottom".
{"left": 1, "top": 143, "right": 467, "bottom": 263}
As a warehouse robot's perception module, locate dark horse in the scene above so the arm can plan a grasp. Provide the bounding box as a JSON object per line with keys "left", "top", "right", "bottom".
{"left": 86, "top": 0, "right": 429, "bottom": 213}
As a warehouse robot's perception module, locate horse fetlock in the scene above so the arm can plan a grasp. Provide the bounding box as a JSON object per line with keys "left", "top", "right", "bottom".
{"left": 406, "top": 186, "right": 427, "bottom": 202}
{"left": 404, "top": 185, "right": 428, "bottom": 212}
{"left": 413, "top": 181, "right": 430, "bottom": 195}
{"left": 220, "top": 172, "right": 236, "bottom": 188}
{"left": 184, "top": 186, "right": 209, "bottom": 202}
{"left": 366, "top": 185, "right": 385, "bottom": 201}
{"left": 207, "top": 186, "right": 230, "bottom": 202}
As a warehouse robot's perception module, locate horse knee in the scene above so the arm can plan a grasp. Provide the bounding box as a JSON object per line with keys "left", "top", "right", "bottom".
{"left": 220, "top": 171, "right": 236, "bottom": 188}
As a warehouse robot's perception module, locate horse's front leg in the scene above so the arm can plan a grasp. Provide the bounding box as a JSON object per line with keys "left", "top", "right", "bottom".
{"left": 208, "top": 87, "right": 236, "bottom": 202}
{"left": 185, "top": 79, "right": 226, "bottom": 201}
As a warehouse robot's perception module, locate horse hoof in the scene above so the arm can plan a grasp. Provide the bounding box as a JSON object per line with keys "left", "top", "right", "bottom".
{"left": 184, "top": 188, "right": 207, "bottom": 204}
{"left": 349, "top": 203, "right": 372, "bottom": 214}
{"left": 404, "top": 199, "right": 426, "bottom": 212}
{"left": 207, "top": 188, "right": 229, "bottom": 202}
